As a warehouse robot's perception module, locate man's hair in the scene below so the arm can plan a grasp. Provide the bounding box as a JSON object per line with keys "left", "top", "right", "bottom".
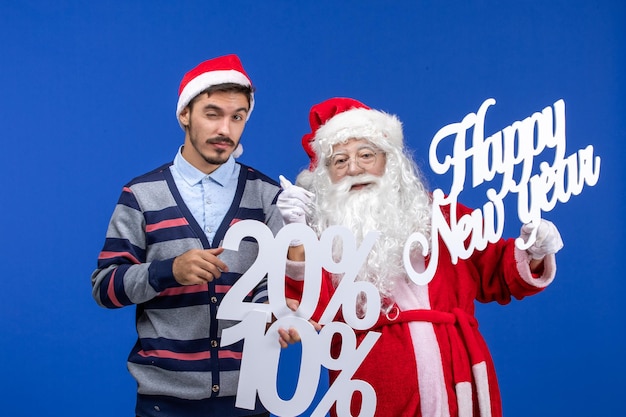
{"left": 187, "top": 82, "right": 254, "bottom": 111}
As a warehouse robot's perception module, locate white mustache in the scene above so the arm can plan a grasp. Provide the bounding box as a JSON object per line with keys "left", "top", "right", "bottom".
{"left": 332, "top": 174, "right": 382, "bottom": 193}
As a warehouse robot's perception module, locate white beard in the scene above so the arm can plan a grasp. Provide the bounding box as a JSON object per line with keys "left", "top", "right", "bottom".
{"left": 309, "top": 162, "right": 432, "bottom": 312}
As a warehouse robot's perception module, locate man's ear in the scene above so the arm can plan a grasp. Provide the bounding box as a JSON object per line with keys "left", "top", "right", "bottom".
{"left": 179, "top": 107, "right": 190, "bottom": 128}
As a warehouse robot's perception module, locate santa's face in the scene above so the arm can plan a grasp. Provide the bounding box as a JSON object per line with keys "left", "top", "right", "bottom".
{"left": 327, "top": 138, "right": 386, "bottom": 186}
{"left": 311, "top": 135, "right": 432, "bottom": 309}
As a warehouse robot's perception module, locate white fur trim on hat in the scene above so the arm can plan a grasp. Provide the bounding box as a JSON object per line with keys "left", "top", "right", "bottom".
{"left": 312, "top": 107, "right": 403, "bottom": 159}
{"left": 176, "top": 69, "right": 255, "bottom": 128}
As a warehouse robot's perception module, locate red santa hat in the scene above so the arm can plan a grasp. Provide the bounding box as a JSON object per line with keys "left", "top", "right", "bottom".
{"left": 176, "top": 54, "right": 254, "bottom": 157}
{"left": 301, "top": 97, "right": 404, "bottom": 172}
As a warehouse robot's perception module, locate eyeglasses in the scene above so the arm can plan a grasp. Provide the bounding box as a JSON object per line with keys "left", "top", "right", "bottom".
{"left": 327, "top": 147, "right": 383, "bottom": 172}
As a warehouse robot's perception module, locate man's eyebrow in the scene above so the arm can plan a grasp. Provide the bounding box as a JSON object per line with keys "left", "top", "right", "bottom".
{"left": 202, "top": 104, "right": 249, "bottom": 114}
{"left": 202, "top": 104, "right": 223, "bottom": 113}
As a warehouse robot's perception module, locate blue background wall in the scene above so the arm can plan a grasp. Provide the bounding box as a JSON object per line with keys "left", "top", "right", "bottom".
{"left": 0, "top": 1, "right": 623, "bottom": 416}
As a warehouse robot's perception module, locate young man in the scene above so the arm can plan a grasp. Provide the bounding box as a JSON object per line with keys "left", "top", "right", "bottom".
{"left": 278, "top": 97, "right": 564, "bottom": 417}
{"left": 92, "top": 54, "right": 282, "bottom": 417}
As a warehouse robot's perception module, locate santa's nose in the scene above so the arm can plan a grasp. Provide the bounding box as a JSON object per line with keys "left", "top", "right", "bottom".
{"left": 345, "top": 159, "right": 365, "bottom": 175}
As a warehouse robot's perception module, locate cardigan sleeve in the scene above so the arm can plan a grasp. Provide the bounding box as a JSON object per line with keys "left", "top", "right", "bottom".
{"left": 91, "top": 186, "right": 178, "bottom": 309}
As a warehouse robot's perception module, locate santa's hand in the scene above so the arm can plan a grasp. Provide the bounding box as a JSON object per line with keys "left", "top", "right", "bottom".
{"left": 277, "top": 298, "right": 322, "bottom": 348}
{"left": 520, "top": 219, "right": 564, "bottom": 260}
{"left": 277, "top": 175, "right": 314, "bottom": 225}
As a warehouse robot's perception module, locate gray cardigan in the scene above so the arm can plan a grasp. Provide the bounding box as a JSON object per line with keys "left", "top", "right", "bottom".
{"left": 92, "top": 161, "right": 283, "bottom": 417}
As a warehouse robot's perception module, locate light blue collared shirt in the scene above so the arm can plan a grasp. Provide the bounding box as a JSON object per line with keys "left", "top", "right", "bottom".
{"left": 170, "top": 148, "right": 240, "bottom": 245}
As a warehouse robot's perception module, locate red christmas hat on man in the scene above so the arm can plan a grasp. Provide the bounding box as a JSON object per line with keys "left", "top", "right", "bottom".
{"left": 300, "top": 97, "right": 404, "bottom": 172}
{"left": 176, "top": 54, "right": 254, "bottom": 157}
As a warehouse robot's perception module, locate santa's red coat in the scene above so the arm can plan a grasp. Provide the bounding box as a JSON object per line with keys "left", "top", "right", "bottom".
{"left": 286, "top": 204, "right": 556, "bottom": 417}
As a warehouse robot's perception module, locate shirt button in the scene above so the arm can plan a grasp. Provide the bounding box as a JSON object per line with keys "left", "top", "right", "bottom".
{"left": 210, "top": 296, "right": 218, "bottom": 303}
{"left": 211, "top": 340, "right": 218, "bottom": 348}
{"left": 212, "top": 384, "right": 220, "bottom": 393}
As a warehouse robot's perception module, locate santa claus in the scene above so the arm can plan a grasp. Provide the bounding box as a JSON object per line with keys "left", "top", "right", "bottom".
{"left": 277, "top": 97, "right": 563, "bottom": 417}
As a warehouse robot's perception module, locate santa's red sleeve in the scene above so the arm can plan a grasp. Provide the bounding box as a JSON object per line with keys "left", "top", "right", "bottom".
{"left": 445, "top": 202, "right": 557, "bottom": 304}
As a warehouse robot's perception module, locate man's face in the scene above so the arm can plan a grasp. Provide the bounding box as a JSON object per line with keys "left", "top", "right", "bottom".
{"left": 178, "top": 90, "right": 249, "bottom": 174}
{"left": 327, "top": 138, "right": 386, "bottom": 187}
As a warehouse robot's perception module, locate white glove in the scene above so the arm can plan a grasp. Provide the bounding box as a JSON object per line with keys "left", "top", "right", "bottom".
{"left": 277, "top": 175, "right": 314, "bottom": 225}
{"left": 519, "top": 219, "right": 564, "bottom": 260}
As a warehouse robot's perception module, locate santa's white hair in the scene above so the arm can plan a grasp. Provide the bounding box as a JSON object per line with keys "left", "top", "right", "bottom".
{"left": 296, "top": 107, "right": 432, "bottom": 313}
